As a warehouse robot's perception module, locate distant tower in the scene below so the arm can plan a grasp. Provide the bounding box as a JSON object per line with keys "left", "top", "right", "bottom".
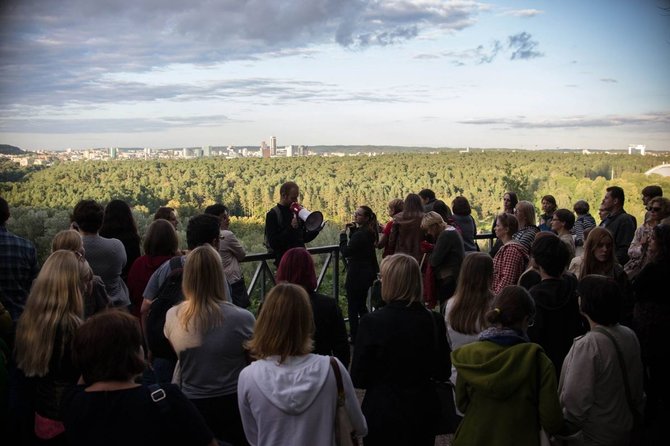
{"left": 202, "top": 145, "right": 211, "bottom": 157}
{"left": 286, "top": 145, "right": 294, "bottom": 157}
{"left": 271, "top": 136, "right": 277, "bottom": 156}
{"left": 261, "top": 141, "right": 270, "bottom": 158}
{"left": 628, "top": 144, "right": 646, "bottom": 156}
{"left": 109, "top": 147, "right": 118, "bottom": 159}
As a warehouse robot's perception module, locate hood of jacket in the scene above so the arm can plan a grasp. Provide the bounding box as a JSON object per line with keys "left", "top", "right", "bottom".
{"left": 248, "top": 354, "right": 331, "bottom": 415}
{"left": 531, "top": 275, "right": 578, "bottom": 311}
{"left": 451, "top": 341, "right": 543, "bottom": 400}
{"left": 393, "top": 211, "right": 423, "bottom": 228}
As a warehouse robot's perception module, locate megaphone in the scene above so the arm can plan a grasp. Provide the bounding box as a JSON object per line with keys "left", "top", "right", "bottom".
{"left": 294, "top": 205, "right": 324, "bottom": 232}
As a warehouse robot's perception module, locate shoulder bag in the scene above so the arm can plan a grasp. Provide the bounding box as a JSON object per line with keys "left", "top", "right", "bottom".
{"left": 593, "top": 326, "right": 645, "bottom": 446}
{"left": 329, "top": 357, "right": 358, "bottom": 446}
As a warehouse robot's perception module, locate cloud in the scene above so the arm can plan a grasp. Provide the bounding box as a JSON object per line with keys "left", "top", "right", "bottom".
{"left": 508, "top": 32, "right": 543, "bottom": 60}
{"left": 600, "top": 78, "right": 618, "bottom": 83}
{"left": 0, "top": 0, "right": 488, "bottom": 110}
{"left": 437, "top": 31, "right": 540, "bottom": 65}
{"left": 458, "top": 112, "right": 670, "bottom": 129}
{"left": 0, "top": 115, "right": 233, "bottom": 134}
{"left": 502, "top": 9, "right": 544, "bottom": 18}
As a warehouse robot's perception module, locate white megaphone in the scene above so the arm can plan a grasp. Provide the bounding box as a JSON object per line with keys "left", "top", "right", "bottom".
{"left": 297, "top": 207, "right": 324, "bottom": 232}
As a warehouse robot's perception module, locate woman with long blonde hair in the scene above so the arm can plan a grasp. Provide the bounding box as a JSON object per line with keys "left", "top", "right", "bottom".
{"left": 163, "top": 245, "right": 254, "bottom": 446}
{"left": 14, "top": 250, "right": 84, "bottom": 443}
{"left": 52, "top": 229, "right": 109, "bottom": 318}
{"left": 238, "top": 283, "right": 367, "bottom": 445}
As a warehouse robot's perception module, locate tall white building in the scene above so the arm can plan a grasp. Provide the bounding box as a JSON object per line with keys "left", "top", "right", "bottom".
{"left": 271, "top": 136, "right": 277, "bottom": 156}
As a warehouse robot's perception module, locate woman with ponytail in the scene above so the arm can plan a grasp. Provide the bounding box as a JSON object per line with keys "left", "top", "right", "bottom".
{"left": 340, "top": 205, "right": 379, "bottom": 343}
{"left": 451, "top": 286, "right": 564, "bottom": 445}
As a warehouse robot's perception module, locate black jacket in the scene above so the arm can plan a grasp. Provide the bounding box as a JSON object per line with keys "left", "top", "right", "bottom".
{"left": 351, "top": 301, "right": 451, "bottom": 445}
{"left": 310, "top": 291, "right": 350, "bottom": 368}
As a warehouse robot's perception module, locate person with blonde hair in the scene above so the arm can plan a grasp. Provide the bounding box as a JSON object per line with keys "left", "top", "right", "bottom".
{"left": 238, "top": 282, "right": 367, "bottom": 445}
{"left": 14, "top": 250, "right": 84, "bottom": 443}
{"left": 421, "top": 211, "right": 465, "bottom": 307}
{"left": 52, "top": 229, "right": 109, "bottom": 318}
{"left": 513, "top": 200, "right": 540, "bottom": 251}
{"left": 445, "top": 252, "right": 494, "bottom": 386}
{"left": 351, "top": 254, "right": 451, "bottom": 446}
{"left": 164, "top": 245, "right": 254, "bottom": 446}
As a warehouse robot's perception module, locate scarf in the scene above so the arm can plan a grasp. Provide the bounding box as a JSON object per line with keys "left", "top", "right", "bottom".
{"left": 478, "top": 326, "right": 529, "bottom": 346}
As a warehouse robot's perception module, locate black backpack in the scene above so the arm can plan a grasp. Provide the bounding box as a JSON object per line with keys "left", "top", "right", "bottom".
{"left": 145, "top": 257, "right": 184, "bottom": 361}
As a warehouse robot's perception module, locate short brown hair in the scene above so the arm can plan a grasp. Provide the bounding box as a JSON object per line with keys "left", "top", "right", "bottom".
{"left": 71, "top": 199, "right": 104, "bottom": 233}
{"left": 496, "top": 212, "right": 519, "bottom": 237}
{"left": 451, "top": 196, "right": 471, "bottom": 216}
{"left": 246, "top": 283, "right": 313, "bottom": 363}
{"left": 72, "top": 310, "right": 145, "bottom": 384}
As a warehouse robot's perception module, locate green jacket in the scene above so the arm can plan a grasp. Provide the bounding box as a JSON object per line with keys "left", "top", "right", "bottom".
{"left": 451, "top": 340, "right": 563, "bottom": 446}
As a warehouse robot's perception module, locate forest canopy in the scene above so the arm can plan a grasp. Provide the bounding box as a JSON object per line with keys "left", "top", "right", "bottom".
{"left": 2, "top": 150, "right": 670, "bottom": 264}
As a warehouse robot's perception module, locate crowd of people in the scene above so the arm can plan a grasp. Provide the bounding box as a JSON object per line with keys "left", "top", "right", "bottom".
{"left": 0, "top": 180, "right": 668, "bottom": 445}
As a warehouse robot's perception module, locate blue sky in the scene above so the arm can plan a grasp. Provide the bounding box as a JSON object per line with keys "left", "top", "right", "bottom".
{"left": 0, "top": 0, "right": 668, "bottom": 151}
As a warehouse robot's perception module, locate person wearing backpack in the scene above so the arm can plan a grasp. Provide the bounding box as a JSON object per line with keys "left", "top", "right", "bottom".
{"left": 140, "top": 214, "right": 221, "bottom": 383}
{"left": 264, "top": 181, "right": 323, "bottom": 266}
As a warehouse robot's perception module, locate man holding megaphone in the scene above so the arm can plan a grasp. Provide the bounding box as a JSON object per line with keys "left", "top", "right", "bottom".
{"left": 264, "top": 181, "right": 325, "bottom": 265}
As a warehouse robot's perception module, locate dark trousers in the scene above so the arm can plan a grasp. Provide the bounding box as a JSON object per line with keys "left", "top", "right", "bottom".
{"left": 346, "top": 283, "right": 370, "bottom": 343}
{"left": 229, "top": 278, "right": 250, "bottom": 308}
{"left": 190, "top": 393, "right": 249, "bottom": 446}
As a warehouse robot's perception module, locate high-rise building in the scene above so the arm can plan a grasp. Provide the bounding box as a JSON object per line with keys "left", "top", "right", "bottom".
{"left": 261, "top": 141, "right": 270, "bottom": 158}
{"left": 286, "top": 145, "right": 294, "bottom": 157}
{"left": 109, "top": 147, "right": 118, "bottom": 159}
{"left": 271, "top": 136, "right": 277, "bottom": 156}
{"left": 203, "top": 145, "right": 211, "bottom": 157}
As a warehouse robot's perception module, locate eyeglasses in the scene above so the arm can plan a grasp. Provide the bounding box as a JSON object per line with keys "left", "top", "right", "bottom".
{"left": 650, "top": 207, "right": 661, "bottom": 212}
{"left": 528, "top": 316, "right": 535, "bottom": 327}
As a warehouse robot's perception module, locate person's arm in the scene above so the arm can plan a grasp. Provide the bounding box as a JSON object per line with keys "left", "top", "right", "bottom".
{"left": 559, "top": 338, "right": 596, "bottom": 430}
{"left": 331, "top": 303, "right": 351, "bottom": 368}
{"left": 265, "top": 208, "right": 288, "bottom": 253}
{"left": 538, "top": 353, "right": 564, "bottom": 435}
{"left": 237, "top": 370, "right": 258, "bottom": 445}
{"left": 626, "top": 226, "right": 644, "bottom": 259}
{"left": 614, "top": 216, "right": 636, "bottom": 265}
{"left": 337, "top": 359, "right": 368, "bottom": 437}
{"left": 340, "top": 227, "right": 370, "bottom": 258}
{"left": 221, "top": 231, "right": 246, "bottom": 261}
{"left": 350, "top": 315, "right": 377, "bottom": 389}
{"left": 432, "top": 312, "right": 452, "bottom": 382}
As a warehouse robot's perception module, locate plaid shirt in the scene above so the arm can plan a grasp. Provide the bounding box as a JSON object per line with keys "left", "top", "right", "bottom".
{"left": 0, "top": 226, "right": 38, "bottom": 320}
{"left": 493, "top": 241, "right": 529, "bottom": 295}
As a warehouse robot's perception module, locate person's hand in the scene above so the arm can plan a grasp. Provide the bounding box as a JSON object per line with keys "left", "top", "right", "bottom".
{"left": 421, "top": 240, "right": 434, "bottom": 253}
{"left": 291, "top": 214, "right": 299, "bottom": 229}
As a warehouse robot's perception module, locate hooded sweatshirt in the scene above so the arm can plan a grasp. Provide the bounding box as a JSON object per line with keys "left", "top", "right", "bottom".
{"left": 451, "top": 339, "right": 563, "bottom": 446}
{"left": 528, "top": 275, "right": 587, "bottom": 375}
{"left": 237, "top": 354, "right": 367, "bottom": 446}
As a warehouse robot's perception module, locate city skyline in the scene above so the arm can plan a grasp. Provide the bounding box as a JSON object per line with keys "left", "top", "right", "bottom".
{"left": 1, "top": 0, "right": 669, "bottom": 151}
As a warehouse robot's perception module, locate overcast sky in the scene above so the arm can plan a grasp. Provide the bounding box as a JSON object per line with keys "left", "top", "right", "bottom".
{"left": 1, "top": 0, "right": 669, "bottom": 151}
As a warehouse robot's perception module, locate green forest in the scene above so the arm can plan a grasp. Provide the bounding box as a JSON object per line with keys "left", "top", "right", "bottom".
{"left": 2, "top": 150, "right": 670, "bottom": 267}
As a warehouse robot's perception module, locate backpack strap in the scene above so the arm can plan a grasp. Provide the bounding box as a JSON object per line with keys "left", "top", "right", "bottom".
{"left": 147, "top": 384, "right": 170, "bottom": 414}
{"left": 329, "top": 357, "right": 345, "bottom": 407}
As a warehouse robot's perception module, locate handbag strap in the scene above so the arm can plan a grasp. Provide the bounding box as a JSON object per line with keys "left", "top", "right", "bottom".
{"left": 329, "top": 357, "right": 345, "bottom": 407}
{"left": 592, "top": 326, "right": 638, "bottom": 419}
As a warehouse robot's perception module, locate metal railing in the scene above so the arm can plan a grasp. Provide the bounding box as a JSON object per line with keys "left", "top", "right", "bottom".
{"left": 241, "top": 245, "right": 341, "bottom": 304}
{"left": 241, "top": 234, "right": 495, "bottom": 304}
